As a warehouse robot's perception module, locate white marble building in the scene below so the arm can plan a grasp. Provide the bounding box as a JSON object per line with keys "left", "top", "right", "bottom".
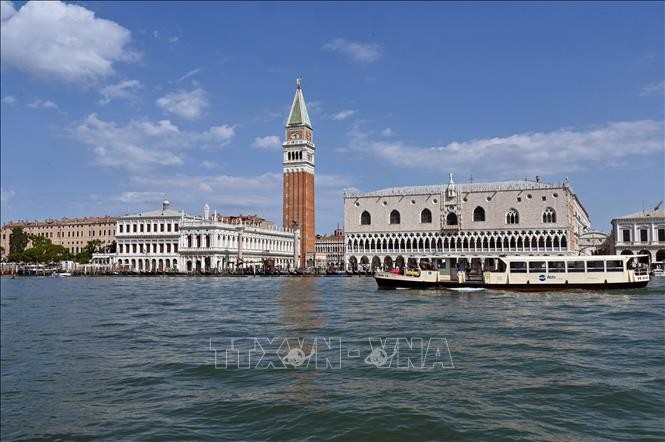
{"left": 115, "top": 200, "right": 184, "bottom": 272}
{"left": 179, "top": 207, "right": 299, "bottom": 272}
{"left": 344, "top": 176, "right": 592, "bottom": 271}
{"left": 114, "top": 200, "right": 299, "bottom": 273}
{"left": 611, "top": 209, "right": 665, "bottom": 266}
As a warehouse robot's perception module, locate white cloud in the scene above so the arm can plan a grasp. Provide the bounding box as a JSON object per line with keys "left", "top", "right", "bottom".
{"left": 204, "top": 125, "right": 236, "bottom": 145}
{"left": 1, "top": 1, "right": 15, "bottom": 21}
{"left": 381, "top": 128, "right": 394, "bottom": 137}
{"left": 253, "top": 135, "right": 281, "bottom": 149}
{"left": 201, "top": 160, "right": 219, "bottom": 170}
{"left": 72, "top": 113, "right": 235, "bottom": 171}
{"left": 176, "top": 67, "right": 203, "bottom": 83}
{"left": 2, "top": 95, "right": 16, "bottom": 104}
{"left": 114, "top": 191, "right": 166, "bottom": 204}
{"left": 1, "top": 1, "right": 139, "bottom": 82}
{"left": 640, "top": 82, "right": 665, "bottom": 96}
{"left": 332, "top": 109, "right": 357, "bottom": 120}
{"left": 0, "top": 187, "right": 16, "bottom": 203}
{"left": 156, "top": 88, "right": 208, "bottom": 120}
{"left": 27, "top": 99, "right": 58, "bottom": 109}
{"left": 349, "top": 120, "right": 664, "bottom": 179}
{"left": 307, "top": 100, "right": 324, "bottom": 115}
{"left": 73, "top": 114, "right": 184, "bottom": 170}
{"left": 322, "top": 38, "right": 381, "bottom": 64}
{"left": 98, "top": 79, "right": 142, "bottom": 104}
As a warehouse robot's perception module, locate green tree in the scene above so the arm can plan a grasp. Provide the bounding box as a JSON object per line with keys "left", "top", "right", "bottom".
{"left": 7, "top": 251, "right": 25, "bottom": 263}
{"left": 9, "top": 227, "right": 29, "bottom": 254}
{"left": 105, "top": 241, "right": 117, "bottom": 253}
{"left": 20, "top": 236, "right": 70, "bottom": 263}
{"left": 74, "top": 240, "right": 103, "bottom": 264}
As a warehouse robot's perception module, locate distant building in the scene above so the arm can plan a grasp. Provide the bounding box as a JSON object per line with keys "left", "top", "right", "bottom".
{"left": 578, "top": 230, "right": 611, "bottom": 256}
{"left": 315, "top": 228, "right": 345, "bottom": 270}
{"left": 1, "top": 216, "right": 117, "bottom": 257}
{"left": 216, "top": 214, "right": 276, "bottom": 230}
{"left": 343, "top": 175, "right": 592, "bottom": 271}
{"left": 113, "top": 200, "right": 299, "bottom": 273}
{"left": 610, "top": 209, "right": 665, "bottom": 267}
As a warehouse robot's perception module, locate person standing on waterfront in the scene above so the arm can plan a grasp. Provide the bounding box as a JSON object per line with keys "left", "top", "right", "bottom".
{"left": 457, "top": 260, "right": 466, "bottom": 283}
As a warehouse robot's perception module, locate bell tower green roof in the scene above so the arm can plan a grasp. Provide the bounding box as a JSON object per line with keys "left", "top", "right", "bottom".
{"left": 286, "top": 78, "right": 312, "bottom": 129}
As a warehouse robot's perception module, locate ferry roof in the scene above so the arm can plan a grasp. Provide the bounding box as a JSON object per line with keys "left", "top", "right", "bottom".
{"left": 498, "top": 254, "right": 644, "bottom": 261}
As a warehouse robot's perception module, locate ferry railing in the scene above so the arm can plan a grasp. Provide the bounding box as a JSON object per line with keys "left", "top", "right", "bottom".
{"left": 634, "top": 267, "right": 649, "bottom": 276}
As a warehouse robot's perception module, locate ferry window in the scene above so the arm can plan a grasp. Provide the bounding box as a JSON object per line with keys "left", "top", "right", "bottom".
{"left": 509, "top": 262, "right": 527, "bottom": 273}
{"left": 606, "top": 260, "right": 623, "bottom": 272}
{"left": 390, "top": 210, "right": 401, "bottom": 225}
{"left": 587, "top": 261, "right": 605, "bottom": 272}
{"left": 622, "top": 230, "right": 630, "bottom": 242}
{"left": 640, "top": 229, "right": 648, "bottom": 242}
{"left": 473, "top": 207, "right": 485, "bottom": 222}
{"left": 548, "top": 261, "right": 565, "bottom": 273}
{"left": 529, "top": 261, "right": 546, "bottom": 273}
{"left": 567, "top": 261, "right": 585, "bottom": 272}
{"left": 421, "top": 209, "right": 432, "bottom": 223}
{"left": 360, "top": 211, "right": 371, "bottom": 225}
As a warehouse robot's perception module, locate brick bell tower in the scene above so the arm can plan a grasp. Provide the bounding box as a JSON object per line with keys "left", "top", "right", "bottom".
{"left": 283, "top": 79, "right": 315, "bottom": 269}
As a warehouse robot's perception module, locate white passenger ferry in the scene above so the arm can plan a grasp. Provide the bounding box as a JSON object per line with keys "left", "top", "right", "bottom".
{"left": 375, "top": 255, "right": 650, "bottom": 291}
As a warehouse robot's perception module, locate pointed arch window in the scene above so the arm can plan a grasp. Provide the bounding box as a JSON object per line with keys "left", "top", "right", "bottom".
{"left": 446, "top": 212, "right": 458, "bottom": 225}
{"left": 473, "top": 206, "right": 486, "bottom": 222}
{"left": 390, "top": 210, "right": 401, "bottom": 225}
{"left": 360, "top": 211, "right": 371, "bottom": 225}
{"left": 543, "top": 207, "right": 556, "bottom": 223}
{"left": 506, "top": 209, "right": 519, "bottom": 225}
{"left": 420, "top": 208, "right": 432, "bottom": 224}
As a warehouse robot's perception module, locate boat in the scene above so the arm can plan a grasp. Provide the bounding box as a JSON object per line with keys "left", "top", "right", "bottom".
{"left": 375, "top": 255, "right": 650, "bottom": 291}
{"left": 651, "top": 266, "right": 664, "bottom": 277}
{"left": 482, "top": 255, "right": 649, "bottom": 291}
{"left": 50, "top": 272, "right": 72, "bottom": 277}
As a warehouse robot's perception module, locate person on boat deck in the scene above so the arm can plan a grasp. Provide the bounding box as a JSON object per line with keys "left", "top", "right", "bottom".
{"left": 457, "top": 260, "right": 467, "bottom": 283}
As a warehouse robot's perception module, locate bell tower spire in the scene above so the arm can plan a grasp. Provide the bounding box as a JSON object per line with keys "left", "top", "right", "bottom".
{"left": 282, "top": 79, "right": 316, "bottom": 269}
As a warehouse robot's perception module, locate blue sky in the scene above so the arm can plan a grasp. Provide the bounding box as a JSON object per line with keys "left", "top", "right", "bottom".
{"left": 1, "top": 1, "right": 663, "bottom": 233}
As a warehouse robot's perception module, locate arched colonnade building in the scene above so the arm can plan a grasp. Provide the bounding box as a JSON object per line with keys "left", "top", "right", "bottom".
{"left": 344, "top": 176, "right": 592, "bottom": 272}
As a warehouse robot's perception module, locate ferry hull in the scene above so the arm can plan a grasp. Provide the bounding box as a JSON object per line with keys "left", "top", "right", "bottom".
{"left": 484, "top": 280, "right": 650, "bottom": 292}
{"left": 375, "top": 275, "right": 438, "bottom": 289}
{"left": 374, "top": 273, "right": 484, "bottom": 290}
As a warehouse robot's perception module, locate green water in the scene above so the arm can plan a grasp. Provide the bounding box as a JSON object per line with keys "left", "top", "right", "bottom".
{"left": 1, "top": 277, "right": 663, "bottom": 440}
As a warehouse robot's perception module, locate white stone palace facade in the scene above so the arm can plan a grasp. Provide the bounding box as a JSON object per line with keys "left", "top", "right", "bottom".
{"left": 610, "top": 209, "right": 665, "bottom": 266}
{"left": 113, "top": 200, "right": 299, "bottom": 273}
{"left": 344, "top": 176, "right": 592, "bottom": 271}
{"left": 315, "top": 228, "right": 345, "bottom": 270}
